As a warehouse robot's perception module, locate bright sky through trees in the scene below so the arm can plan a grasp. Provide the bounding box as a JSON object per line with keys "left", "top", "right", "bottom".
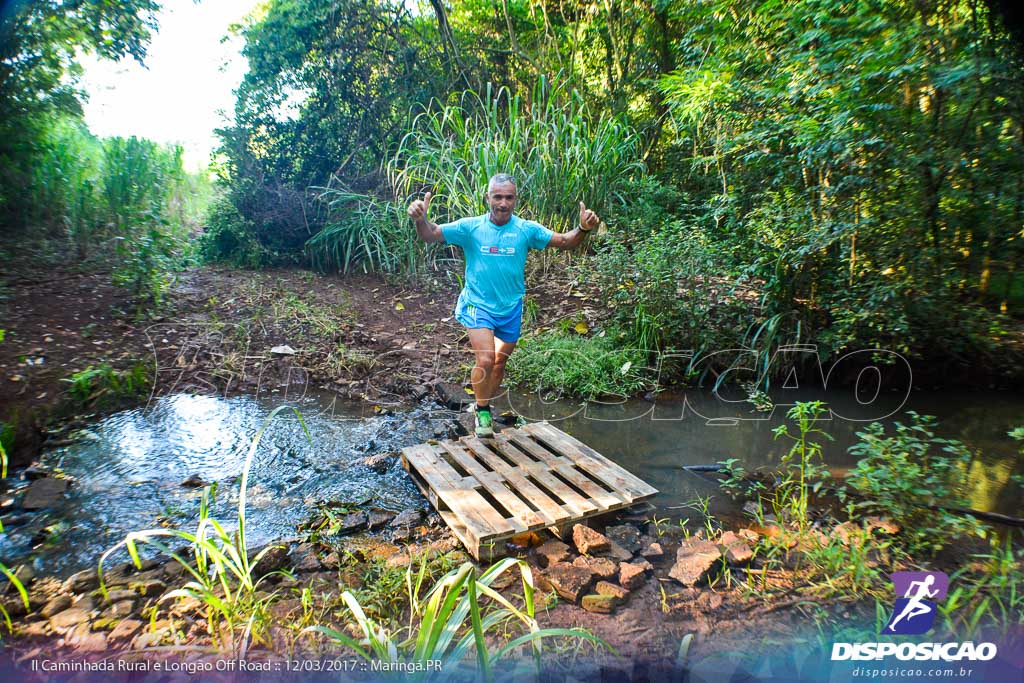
{"left": 78, "top": 0, "right": 262, "bottom": 170}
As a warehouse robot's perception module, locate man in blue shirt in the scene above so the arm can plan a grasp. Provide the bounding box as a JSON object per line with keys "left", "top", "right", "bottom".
{"left": 408, "top": 173, "right": 599, "bottom": 436}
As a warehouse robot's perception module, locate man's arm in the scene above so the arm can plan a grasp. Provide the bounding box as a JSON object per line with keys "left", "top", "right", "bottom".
{"left": 548, "top": 201, "right": 599, "bottom": 251}
{"left": 408, "top": 192, "right": 444, "bottom": 243}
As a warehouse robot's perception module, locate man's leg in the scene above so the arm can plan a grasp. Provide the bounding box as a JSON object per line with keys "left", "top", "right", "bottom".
{"left": 466, "top": 330, "right": 517, "bottom": 407}
{"left": 489, "top": 336, "right": 517, "bottom": 404}
{"left": 467, "top": 328, "right": 497, "bottom": 407}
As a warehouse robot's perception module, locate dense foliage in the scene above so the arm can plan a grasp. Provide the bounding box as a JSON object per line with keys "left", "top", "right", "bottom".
{"left": 1, "top": 1, "right": 209, "bottom": 305}
{"left": 3, "top": 0, "right": 1022, "bottom": 380}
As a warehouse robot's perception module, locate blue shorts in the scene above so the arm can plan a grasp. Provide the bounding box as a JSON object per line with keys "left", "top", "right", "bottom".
{"left": 455, "top": 293, "right": 524, "bottom": 342}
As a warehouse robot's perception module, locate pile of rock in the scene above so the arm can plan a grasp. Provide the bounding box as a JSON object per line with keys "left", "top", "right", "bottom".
{"left": 531, "top": 520, "right": 762, "bottom": 615}
{"left": 533, "top": 523, "right": 663, "bottom": 614}
{"left": 667, "top": 529, "right": 759, "bottom": 587}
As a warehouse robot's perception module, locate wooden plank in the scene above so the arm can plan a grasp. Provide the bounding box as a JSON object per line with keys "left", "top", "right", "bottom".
{"left": 491, "top": 434, "right": 599, "bottom": 518}
{"left": 404, "top": 464, "right": 488, "bottom": 561}
{"left": 505, "top": 431, "right": 629, "bottom": 509}
{"left": 523, "top": 422, "right": 658, "bottom": 500}
{"left": 439, "top": 441, "right": 539, "bottom": 531}
{"left": 402, "top": 422, "right": 657, "bottom": 562}
{"left": 401, "top": 445, "right": 515, "bottom": 540}
{"left": 461, "top": 437, "right": 571, "bottom": 527}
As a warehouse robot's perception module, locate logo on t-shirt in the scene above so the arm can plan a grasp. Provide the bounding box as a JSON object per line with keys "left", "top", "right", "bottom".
{"left": 480, "top": 246, "right": 516, "bottom": 255}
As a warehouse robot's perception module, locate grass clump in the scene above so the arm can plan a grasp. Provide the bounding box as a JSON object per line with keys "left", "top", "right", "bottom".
{"left": 311, "top": 556, "right": 609, "bottom": 680}
{"left": 62, "top": 363, "right": 151, "bottom": 408}
{"left": 507, "top": 330, "right": 650, "bottom": 400}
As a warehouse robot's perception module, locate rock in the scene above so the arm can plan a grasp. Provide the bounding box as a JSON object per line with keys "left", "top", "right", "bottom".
{"left": 338, "top": 511, "right": 368, "bottom": 534}
{"left": 581, "top": 594, "right": 617, "bottom": 614}
{"left": 641, "top": 542, "right": 664, "bottom": 559}
{"left": 410, "top": 385, "right": 430, "bottom": 401}
{"left": 595, "top": 581, "right": 629, "bottom": 600}
{"left": 135, "top": 579, "right": 167, "bottom": 598}
{"left": 134, "top": 629, "right": 168, "bottom": 649}
{"left": 738, "top": 528, "right": 760, "bottom": 543}
{"left": 572, "top": 525, "right": 610, "bottom": 555}
{"left": 180, "top": 474, "right": 209, "bottom": 488}
{"left": 572, "top": 556, "right": 618, "bottom": 581}
{"left": 718, "top": 531, "right": 753, "bottom": 564}
{"left": 290, "top": 543, "right": 323, "bottom": 572}
{"left": 489, "top": 573, "right": 516, "bottom": 593}
{"left": 362, "top": 453, "right": 394, "bottom": 473}
{"left": 270, "top": 598, "right": 303, "bottom": 620}
{"left": 92, "top": 617, "right": 118, "bottom": 630}
{"left": 605, "top": 525, "right": 642, "bottom": 553}
{"left": 13, "top": 564, "right": 35, "bottom": 585}
{"left": 668, "top": 540, "right": 721, "bottom": 587}
{"left": 1, "top": 596, "right": 28, "bottom": 619}
{"left": 539, "top": 563, "right": 594, "bottom": 603}
{"left": 163, "top": 563, "right": 185, "bottom": 579}
{"left": 831, "top": 521, "right": 857, "bottom": 545}
{"left": 76, "top": 632, "right": 109, "bottom": 652}
{"left": 742, "top": 500, "right": 761, "bottom": 517}
{"left": 865, "top": 516, "right": 900, "bottom": 535}
{"left": 20, "top": 619, "right": 50, "bottom": 638}
{"left": 103, "top": 599, "right": 136, "bottom": 618}
{"left": 385, "top": 553, "right": 412, "bottom": 569}
{"left": 252, "top": 544, "right": 289, "bottom": 576}
{"left": 22, "top": 477, "right": 69, "bottom": 509}
{"left": 599, "top": 540, "right": 633, "bottom": 562}
{"left": 390, "top": 509, "right": 424, "bottom": 529}
{"left": 49, "top": 607, "right": 90, "bottom": 631}
{"left": 64, "top": 569, "right": 99, "bottom": 594}
{"left": 619, "top": 561, "right": 649, "bottom": 590}
{"left": 100, "top": 589, "right": 136, "bottom": 606}
{"left": 70, "top": 594, "right": 94, "bottom": 611}
{"left": 367, "top": 510, "right": 396, "bottom": 529}
{"left": 534, "top": 539, "right": 571, "bottom": 568}
{"left": 23, "top": 465, "right": 51, "bottom": 481}
{"left": 109, "top": 619, "right": 144, "bottom": 642}
{"left": 270, "top": 345, "right": 297, "bottom": 356}
{"left": 434, "top": 382, "right": 475, "bottom": 410}
{"left": 321, "top": 552, "right": 341, "bottom": 569}
{"left": 696, "top": 591, "right": 724, "bottom": 611}
{"left": 428, "top": 536, "right": 459, "bottom": 555}
{"left": 64, "top": 622, "right": 91, "bottom": 646}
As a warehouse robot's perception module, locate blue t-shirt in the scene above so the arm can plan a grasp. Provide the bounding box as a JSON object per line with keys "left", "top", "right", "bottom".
{"left": 441, "top": 213, "right": 554, "bottom": 316}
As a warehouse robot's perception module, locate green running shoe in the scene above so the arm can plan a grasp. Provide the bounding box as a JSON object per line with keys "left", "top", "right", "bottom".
{"left": 475, "top": 408, "right": 494, "bottom": 437}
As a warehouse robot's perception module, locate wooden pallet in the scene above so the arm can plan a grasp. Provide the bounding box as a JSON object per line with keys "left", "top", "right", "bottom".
{"left": 400, "top": 421, "right": 658, "bottom": 561}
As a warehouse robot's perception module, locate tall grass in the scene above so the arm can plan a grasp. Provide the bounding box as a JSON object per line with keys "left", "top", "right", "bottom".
{"left": 306, "top": 188, "right": 422, "bottom": 274}
{"left": 26, "top": 115, "right": 209, "bottom": 262}
{"left": 308, "top": 79, "right": 645, "bottom": 275}
{"left": 391, "top": 79, "right": 644, "bottom": 235}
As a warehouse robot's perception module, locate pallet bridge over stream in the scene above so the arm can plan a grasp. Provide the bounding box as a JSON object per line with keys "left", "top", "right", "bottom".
{"left": 400, "top": 421, "right": 658, "bottom": 561}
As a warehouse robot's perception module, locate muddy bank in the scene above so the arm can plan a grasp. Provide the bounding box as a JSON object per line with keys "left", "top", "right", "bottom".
{"left": 0, "top": 499, "right": 857, "bottom": 676}
{"left": 5, "top": 262, "right": 1023, "bottom": 472}
{"left": 0, "top": 264, "right": 614, "bottom": 470}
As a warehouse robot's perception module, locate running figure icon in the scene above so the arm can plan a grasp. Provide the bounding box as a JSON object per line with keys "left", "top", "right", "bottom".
{"left": 887, "top": 574, "right": 939, "bottom": 632}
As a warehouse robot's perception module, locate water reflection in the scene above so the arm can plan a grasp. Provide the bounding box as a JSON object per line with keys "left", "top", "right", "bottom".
{"left": 7, "top": 393, "right": 443, "bottom": 577}
{"left": 3, "top": 387, "right": 1021, "bottom": 577}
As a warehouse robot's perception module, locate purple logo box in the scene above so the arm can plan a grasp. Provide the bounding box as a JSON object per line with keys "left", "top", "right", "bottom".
{"left": 891, "top": 571, "right": 949, "bottom": 600}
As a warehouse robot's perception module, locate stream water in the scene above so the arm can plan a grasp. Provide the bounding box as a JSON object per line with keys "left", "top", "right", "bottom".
{"left": 2, "top": 387, "right": 1021, "bottom": 577}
